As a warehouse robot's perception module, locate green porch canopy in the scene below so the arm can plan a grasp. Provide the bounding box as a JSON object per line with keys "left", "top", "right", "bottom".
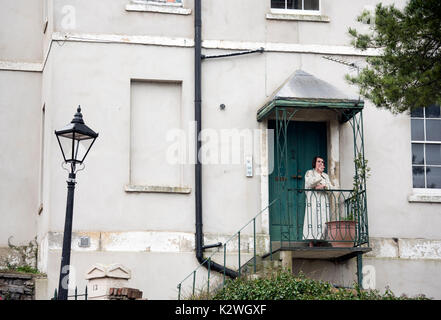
{"left": 257, "top": 70, "right": 364, "bottom": 122}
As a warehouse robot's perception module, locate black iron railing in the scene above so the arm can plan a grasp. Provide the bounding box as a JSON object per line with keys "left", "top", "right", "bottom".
{"left": 271, "top": 188, "right": 368, "bottom": 247}
{"left": 51, "top": 286, "right": 88, "bottom": 300}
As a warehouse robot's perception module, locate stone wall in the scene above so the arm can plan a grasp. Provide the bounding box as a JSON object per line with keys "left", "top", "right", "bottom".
{"left": 0, "top": 272, "right": 46, "bottom": 300}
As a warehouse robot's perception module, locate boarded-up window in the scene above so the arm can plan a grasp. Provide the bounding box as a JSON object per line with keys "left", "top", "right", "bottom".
{"left": 130, "top": 80, "right": 182, "bottom": 186}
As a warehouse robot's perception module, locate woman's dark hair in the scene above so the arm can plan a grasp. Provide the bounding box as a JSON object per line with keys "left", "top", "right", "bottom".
{"left": 312, "top": 156, "right": 324, "bottom": 168}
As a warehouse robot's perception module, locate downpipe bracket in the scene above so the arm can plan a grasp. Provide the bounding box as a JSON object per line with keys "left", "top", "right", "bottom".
{"left": 202, "top": 242, "right": 223, "bottom": 250}
{"left": 202, "top": 47, "right": 265, "bottom": 60}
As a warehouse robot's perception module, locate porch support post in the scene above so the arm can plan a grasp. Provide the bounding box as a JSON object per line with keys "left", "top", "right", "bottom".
{"left": 275, "top": 108, "right": 289, "bottom": 244}
{"left": 274, "top": 108, "right": 298, "bottom": 244}
{"left": 351, "top": 110, "right": 369, "bottom": 247}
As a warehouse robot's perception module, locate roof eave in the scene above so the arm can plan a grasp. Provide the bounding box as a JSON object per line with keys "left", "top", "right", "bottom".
{"left": 256, "top": 98, "right": 364, "bottom": 122}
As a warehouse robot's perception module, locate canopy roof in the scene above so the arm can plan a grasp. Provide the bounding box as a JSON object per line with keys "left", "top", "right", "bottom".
{"left": 257, "top": 70, "right": 364, "bottom": 122}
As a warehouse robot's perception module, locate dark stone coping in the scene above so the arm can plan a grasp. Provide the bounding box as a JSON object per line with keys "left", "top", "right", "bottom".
{"left": 0, "top": 271, "right": 46, "bottom": 279}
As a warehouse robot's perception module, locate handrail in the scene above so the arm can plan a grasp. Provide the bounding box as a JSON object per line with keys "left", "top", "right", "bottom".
{"left": 223, "top": 198, "right": 279, "bottom": 245}
{"left": 177, "top": 249, "right": 221, "bottom": 299}
{"left": 176, "top": 198, "right": 279, "bottom": 299}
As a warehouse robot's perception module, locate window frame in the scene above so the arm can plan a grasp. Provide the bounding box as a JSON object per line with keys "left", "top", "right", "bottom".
{"left": 411, "top": 105, "right": 441, "bottom": 191}
{"left": 270, "top": 0, "right": 321, "bottom": 16}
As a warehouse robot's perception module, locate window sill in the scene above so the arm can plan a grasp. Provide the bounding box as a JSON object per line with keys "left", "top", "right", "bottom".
{"left": 125, "top": 184, "right": 191, "bottom": 194}
{"left": 408, "top": 193, "right": 441, "bottom": 203}
{"left": 266, "top": 12, "right": 330, "bottom": 23}
{"left": 126, "top": 3, "right": 191, "bottom": 15}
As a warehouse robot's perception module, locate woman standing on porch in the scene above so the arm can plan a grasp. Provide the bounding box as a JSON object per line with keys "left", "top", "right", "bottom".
{"left": 303, "top": 156, "right": 333, "bottom": 243}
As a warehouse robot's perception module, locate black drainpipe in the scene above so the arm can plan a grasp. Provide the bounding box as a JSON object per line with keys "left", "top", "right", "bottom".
{"left": 194, "top": 0, "right": 238, "bottom": 279}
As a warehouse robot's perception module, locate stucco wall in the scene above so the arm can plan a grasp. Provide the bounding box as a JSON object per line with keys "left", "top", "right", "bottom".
{"left": 0, "top": 0, "right": 44, "bottom": 62}
{"left": 48, "top": 0, "right": 399, "bottom": 47}
{"left": 0, "top": 71, "right": 41, "bottom": 246}
{"left": 2, "top": 0, "right": 441, "bottom": 300}
{"left": 44, "top": 42, "right": 195, "bottom": 233}
{"left": 52, "top": 0, "right": 194, "bottom": 38}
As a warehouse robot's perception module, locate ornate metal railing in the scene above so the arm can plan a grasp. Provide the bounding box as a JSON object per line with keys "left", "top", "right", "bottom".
{"left": 270, "top": 188, "right": 368, "bottom": 247}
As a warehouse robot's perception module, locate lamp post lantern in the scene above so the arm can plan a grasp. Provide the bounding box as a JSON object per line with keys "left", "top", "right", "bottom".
{"left": 54, "top": 106, "right": 98, "bottom": 300}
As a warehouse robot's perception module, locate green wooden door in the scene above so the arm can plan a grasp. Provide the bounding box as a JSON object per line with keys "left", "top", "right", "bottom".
{"left": 269, "top": 120, "right": 327, "bottom": 242}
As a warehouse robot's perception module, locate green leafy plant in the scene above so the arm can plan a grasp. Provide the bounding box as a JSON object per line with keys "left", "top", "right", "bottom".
{"left": 13, "top": 266, "right": 40, "bottom": 274}
{"left": 342, "top": 212, "right": 354, "bottom": 222}
{"left": 347, "top": 153, "right": 371, "bottom": 221}
{"left": 209, "top": 269, "right": 429, "bottom": 300}
{"left": 353, "top": 153, "right": 370, "bottom": 194}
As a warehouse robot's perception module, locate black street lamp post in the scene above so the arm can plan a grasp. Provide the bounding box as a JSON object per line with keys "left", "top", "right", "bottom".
{"left": 54, "top": 106, "right": 98, "bottom": 300}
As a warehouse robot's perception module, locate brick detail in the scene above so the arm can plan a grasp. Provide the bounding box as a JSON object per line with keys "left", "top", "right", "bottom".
{"left": 108, "top": 287, "right": 143, "bottom": 300}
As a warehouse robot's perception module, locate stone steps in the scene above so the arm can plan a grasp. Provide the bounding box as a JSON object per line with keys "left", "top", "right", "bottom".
{"left": 239, "top": 251, "right": 283, "bottom": 278}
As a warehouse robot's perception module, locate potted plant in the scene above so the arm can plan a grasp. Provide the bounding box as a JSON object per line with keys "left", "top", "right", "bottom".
{"left": 326, "top": 154, "right": 370, "bottom": 247}
{"left": 326, "top": 212, "right": 356, "bottom": 247}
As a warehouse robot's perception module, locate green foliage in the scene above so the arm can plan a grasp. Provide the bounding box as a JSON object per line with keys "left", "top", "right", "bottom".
{"left": 346, "top": 153, "right": 370, "bottom": 221}
{"left": 353, "top": 153, "right": 370, "bottom": 194}
{"left": 210, "top": 269, "right": 429, "bottom": 300}
{"left": 12, "top": 266, "right": 40, "bottom": 274}
{"left": 342, "top": 212, "right": 354, "bottom": 222}
{"left": 347, "top": 0, "right": 441, "bottom": 113}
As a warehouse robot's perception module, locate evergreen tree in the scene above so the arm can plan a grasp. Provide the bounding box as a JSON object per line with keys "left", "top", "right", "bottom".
{"left": 347, "top": 0, "right": 441, "bottom": 113}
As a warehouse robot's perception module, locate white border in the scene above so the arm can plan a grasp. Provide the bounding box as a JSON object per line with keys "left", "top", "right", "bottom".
{"left": 0, "top": 33, "right": 380, "bottom": 73}
{"left": 270, "top": 8, "right": 321, "bottom": 16}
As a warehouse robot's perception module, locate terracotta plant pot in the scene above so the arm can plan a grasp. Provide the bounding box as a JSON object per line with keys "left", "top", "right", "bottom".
{"left": 325, "top": 220, "right": 356, "bottom": 247}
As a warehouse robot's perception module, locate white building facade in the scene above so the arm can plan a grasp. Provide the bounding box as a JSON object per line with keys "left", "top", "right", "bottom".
{"left": 1, "top": 0, "right": 440, "bottom": 299}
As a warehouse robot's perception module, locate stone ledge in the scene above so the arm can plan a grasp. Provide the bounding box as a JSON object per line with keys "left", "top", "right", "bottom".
{"left": 0, "top": 61, "right": 43, "bottom": 72}
{"left": 266, "top": 13, "right": 330, "bottom": 23}
{"left": 408, "top": 193, "right": 441, "bottom": 203}
{"left": 366, "top": 237, "right": 441, "bottom": 260}
{"left": 0, "top": 272, "right": 33, "bottom": 280}
{"left": 126, "top": 3, "right": 191, "bottom": 15}
{"left": 125, "top": 184, "right": 192, "bottom": 194}
{"left": 46, "top": 230, "right": 268, "bottom": 253}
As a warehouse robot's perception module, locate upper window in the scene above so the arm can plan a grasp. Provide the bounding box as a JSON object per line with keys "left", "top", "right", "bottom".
{"left": 271, "top": 0, "right": 320, "bottom": 14}
{"left": 411, "top": 104, "right": 441, "bottom": 189}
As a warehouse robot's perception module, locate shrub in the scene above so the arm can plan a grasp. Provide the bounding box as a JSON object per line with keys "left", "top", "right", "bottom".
{"left": 210, "top": 269, "right": 429, "bottom": 300}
